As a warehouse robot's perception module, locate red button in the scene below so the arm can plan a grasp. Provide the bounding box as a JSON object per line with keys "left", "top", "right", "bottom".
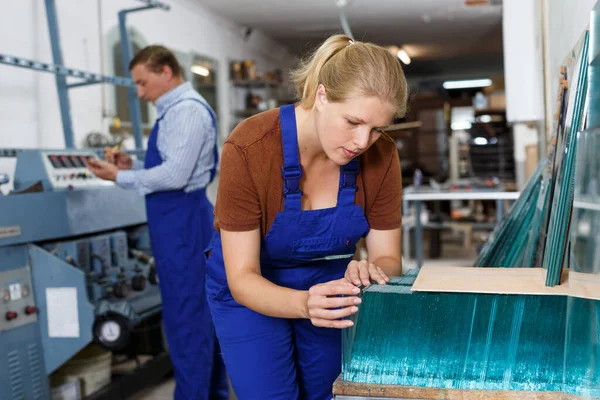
{"left": 5, "top": 311, "right": 17, "bottom": 321}
{"left": 25, "top": 306, "right": 37, "bottom": 315}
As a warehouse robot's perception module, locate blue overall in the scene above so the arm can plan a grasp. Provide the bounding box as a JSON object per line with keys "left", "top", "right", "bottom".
{"left": 205, "top": 104, "right": 370, "bottom": 400}
{"left": 145, "top": 98, "right": 229, "bottom": 400}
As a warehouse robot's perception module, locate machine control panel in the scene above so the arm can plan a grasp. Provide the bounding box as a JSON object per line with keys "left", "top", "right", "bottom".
{"left": 42, "top": 150, "right": 114, "bottom": 190}
{"left": 0, "top": 267, "right": 38, "bottom": 332}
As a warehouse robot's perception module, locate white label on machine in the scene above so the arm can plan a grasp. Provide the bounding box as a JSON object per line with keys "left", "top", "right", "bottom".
{"left": 46, "top": 287, "right": 80, "bottom": 338}
{"left": 9, "top": 283, "right": 21, "bottom": 301}
{"left": 0, "top": 225, "right": 21, "bottom": 238}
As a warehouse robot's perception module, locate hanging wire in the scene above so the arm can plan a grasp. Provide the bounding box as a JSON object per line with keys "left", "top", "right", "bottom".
{"left": 335, "top": 0, "right": 354, "bottom": 40}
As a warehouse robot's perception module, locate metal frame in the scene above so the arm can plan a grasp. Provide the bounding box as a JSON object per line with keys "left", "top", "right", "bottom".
{"left": 402, "top": 187, "right": 521, "bottom": 268}
{"left": 0, "top": 0, "right": 169, "bottom": 149}
{"left": 118, "top": 2, "right": 170, "bottom": 150}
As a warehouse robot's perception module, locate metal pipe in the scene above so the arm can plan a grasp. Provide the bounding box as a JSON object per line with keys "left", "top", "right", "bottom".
{"left": 118, "top": 11, "right": 145, "bottom": 150}
{"left": 44, "top": 0, "right": 75, "bottom": 148}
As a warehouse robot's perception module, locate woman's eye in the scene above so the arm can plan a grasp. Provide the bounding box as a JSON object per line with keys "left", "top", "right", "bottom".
{"left": 347, "top": 119, "right": 359, "bottom": 126}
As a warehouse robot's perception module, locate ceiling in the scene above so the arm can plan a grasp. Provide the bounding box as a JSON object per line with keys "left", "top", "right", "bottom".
{"left": 198, "top": 0, "right": 504, "bottom": 84}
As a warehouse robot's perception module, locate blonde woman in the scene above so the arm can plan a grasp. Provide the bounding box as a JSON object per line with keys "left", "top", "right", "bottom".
{"left": 205, "top": 34, "right": 408, "bottom": 400}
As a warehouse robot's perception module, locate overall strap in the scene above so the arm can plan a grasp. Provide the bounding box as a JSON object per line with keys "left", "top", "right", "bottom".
{"left": 279, "top": 104, "right": 303, "bottom": 211}
{"left": 159, "top": 98, "right": 219, "bottom": 184}
{"left": 338, "top": 158, "right": 360, "bottom": 206}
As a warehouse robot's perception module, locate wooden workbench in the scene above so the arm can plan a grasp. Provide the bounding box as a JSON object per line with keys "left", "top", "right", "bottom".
{"left": 332, "top": 378, "right": 591, "bottom": 399}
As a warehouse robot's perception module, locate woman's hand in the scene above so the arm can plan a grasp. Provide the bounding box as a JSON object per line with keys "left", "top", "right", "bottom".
{"left": 344, "top": 260, "right": 389, "bottom": 287}
{"left": 306, "top": 279, "right": 361, "bottom": 329}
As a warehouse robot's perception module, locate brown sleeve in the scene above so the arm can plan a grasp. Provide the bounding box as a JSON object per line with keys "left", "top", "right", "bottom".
{"left": 366, "top": 150, "right": 402, "bottom": 230}
{"left": 214, "top": 142, "right": 261, "bottom": 232}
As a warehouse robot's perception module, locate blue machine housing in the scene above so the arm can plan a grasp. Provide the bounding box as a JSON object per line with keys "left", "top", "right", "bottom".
{"left": 0, "top": 149, "right": 162, "bottom": 400}
{"left": 0, "top": 246, "right": 50, "bottom": 400}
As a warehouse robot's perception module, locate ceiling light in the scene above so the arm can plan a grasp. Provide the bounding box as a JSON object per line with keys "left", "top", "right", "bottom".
{"left": 191, "top": 65, "right": 210, "bottom": 77}
{"left": 451, "top": 121, "right": 472, "bottom": 131}
{"left": 397, "top": 48, "right": 411, "bottom": 65}
{"left": 443, "top": 78, "right": 492, "bottom": 90}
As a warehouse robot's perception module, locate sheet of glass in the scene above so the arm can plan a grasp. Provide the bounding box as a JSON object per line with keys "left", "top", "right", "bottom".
{"left": 570, "top": 128, "right": 600, "bottom": 274}
{"left": 473, "top": 160, "right": 546, "bottom": 268}
{"left": 341, "top": 279, "right": 600, "bottom": 397}
{"left": 587, "top": 3, "right": 600, "bottom": 129}
{"left": 542, "top": 31, "right": 589, "bottom": 286}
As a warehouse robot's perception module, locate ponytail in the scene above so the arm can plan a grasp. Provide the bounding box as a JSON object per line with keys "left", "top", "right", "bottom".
{"left": 290, "top": 34, "right": 408, "bottom": 117}
{"left": 290, "top": 35, "right": 353, "bottom": 109}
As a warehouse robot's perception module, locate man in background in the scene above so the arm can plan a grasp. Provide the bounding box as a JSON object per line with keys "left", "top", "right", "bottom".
{"left": 87, "top": 45, "right": 228, "bottom": 400}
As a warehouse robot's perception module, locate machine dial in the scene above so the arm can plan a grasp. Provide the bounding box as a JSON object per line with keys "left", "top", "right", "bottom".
{"left": 101, "top": 321, "right": 121, "bottom": 342}
{"left": 93, "top": 313, "right": 130, "bottom": 351}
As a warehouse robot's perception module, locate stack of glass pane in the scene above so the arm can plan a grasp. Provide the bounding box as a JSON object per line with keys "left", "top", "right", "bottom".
{"left": 341, "top": 277, "right": 600, "bottom": 397}
{"left": 473, "top": 32, "right": 590, "bottom": 278}
{"left": 473, "top": 160, "right": 547, "bottom": 268}
{"left": 341, "top": 15, "right": 600, "bottom": 397}
{"left": 542, "top": 32, "right": 590, "bottom": 286}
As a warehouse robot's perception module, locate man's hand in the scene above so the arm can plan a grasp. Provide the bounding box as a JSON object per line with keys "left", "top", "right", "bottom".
{"left": 86, "top": 158, "right": 119, "bottom": 181}
{"left": 104, "top": 147, "right": 133, "bottom": 170}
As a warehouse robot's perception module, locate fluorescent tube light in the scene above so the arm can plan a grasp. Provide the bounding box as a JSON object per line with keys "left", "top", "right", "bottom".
{"left": 443, "top": 78, "right": 492, "bottom": 90}
{"left": 191, "top": 65, "right": 210, "bottom": 77}
{"left": 397, "top": 49, "right": 411, "bottom": 65}
{"left": 451, "top": 121, "right": 472, "bottom": 131}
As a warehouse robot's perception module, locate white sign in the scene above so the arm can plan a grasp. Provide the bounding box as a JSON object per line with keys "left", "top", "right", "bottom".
{"left": 46, "top": 288, "right": 80, "bottom": 338}
{"left": 9, "top": 283, "right": 21, "bottom": 301}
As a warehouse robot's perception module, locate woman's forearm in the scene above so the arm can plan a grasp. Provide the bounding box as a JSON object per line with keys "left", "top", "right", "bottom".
{"left": 372, "top": 256, "right": 402, "bottom": 277}
{"left": 229, "top": 271, "right": 309, "bottom": 319}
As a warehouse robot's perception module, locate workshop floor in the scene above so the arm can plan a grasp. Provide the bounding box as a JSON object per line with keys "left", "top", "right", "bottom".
{"left": 128, "top": 377, "right": 237, "bottom": 400}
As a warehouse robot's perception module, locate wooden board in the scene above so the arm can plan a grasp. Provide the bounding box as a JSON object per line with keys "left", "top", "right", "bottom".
{"left": 411, "top": 266, "right": 600, "bottom": 301}
{"left": 333, "top": 378, "right": 590, "bottom": 399}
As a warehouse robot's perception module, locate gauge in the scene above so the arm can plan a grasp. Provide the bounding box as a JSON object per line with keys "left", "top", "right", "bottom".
{"left": 101, "top": 321, "right": 121, "bottom": 342}
{"left": 93, "top": 313, "right": 130, "bottom": 351}
{"left": 21, "top": 284, "right": 29, "bottom": 297}
{"left": 3, "top": 289, "right": 10, "bottom": 303}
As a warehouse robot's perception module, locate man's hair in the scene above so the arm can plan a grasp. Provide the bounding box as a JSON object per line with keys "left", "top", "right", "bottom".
{"left": 129, "top": 45, "right": 182, "bottom": 77}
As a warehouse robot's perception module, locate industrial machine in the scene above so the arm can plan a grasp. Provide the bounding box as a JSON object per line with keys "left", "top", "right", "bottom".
{"left": 0, "top": 149, "right": 165, "bottom": 400}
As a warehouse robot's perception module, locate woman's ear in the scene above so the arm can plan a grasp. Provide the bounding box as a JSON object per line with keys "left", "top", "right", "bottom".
{"left": 315, "top": 84, "right": 327, "bottom": 110}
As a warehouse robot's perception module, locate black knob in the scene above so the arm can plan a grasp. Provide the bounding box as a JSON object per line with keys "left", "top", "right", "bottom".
{"left": 5, "top": 311, "right": 17, "bottom": 321}
{"left": 148, "top": 267, "right": 159, "bottom": 285}
{"left": 113, "top": 281, "right": 129, "bottom": 298}
{"left": 131, "top": 275, "right": 147, "bottom": 291}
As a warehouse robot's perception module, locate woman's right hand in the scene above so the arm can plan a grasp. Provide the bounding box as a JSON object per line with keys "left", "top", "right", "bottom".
{"left": 306, "top": 279, "right": 362, "bottom": 329}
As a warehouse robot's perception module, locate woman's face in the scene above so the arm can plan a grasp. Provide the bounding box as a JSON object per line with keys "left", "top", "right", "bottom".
{"left": 314, "top": 85, "right": 396, "bottom": 165}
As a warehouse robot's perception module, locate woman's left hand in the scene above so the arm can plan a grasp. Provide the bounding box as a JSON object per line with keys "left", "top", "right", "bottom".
{"left": 344, "top": 260, "right": 389, "bottom": 287}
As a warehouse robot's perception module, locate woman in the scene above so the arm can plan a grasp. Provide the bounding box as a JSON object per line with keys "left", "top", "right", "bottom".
{"left": 205, "top": 34, "right": 408, "bottom": 400}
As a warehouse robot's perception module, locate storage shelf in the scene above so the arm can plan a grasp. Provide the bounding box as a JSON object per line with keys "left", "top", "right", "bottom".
{"left": 232, "top": 79, "right": 280, "bottom": 89}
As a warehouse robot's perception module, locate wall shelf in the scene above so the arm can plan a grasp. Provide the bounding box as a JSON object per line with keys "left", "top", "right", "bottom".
{"left": 232, "top": 79, "right": 280, "bottom": 89}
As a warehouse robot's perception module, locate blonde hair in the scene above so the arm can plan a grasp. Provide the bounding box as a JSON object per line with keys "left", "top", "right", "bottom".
{"left": 290, "top": 34, "right": 408, "bottom": 117}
